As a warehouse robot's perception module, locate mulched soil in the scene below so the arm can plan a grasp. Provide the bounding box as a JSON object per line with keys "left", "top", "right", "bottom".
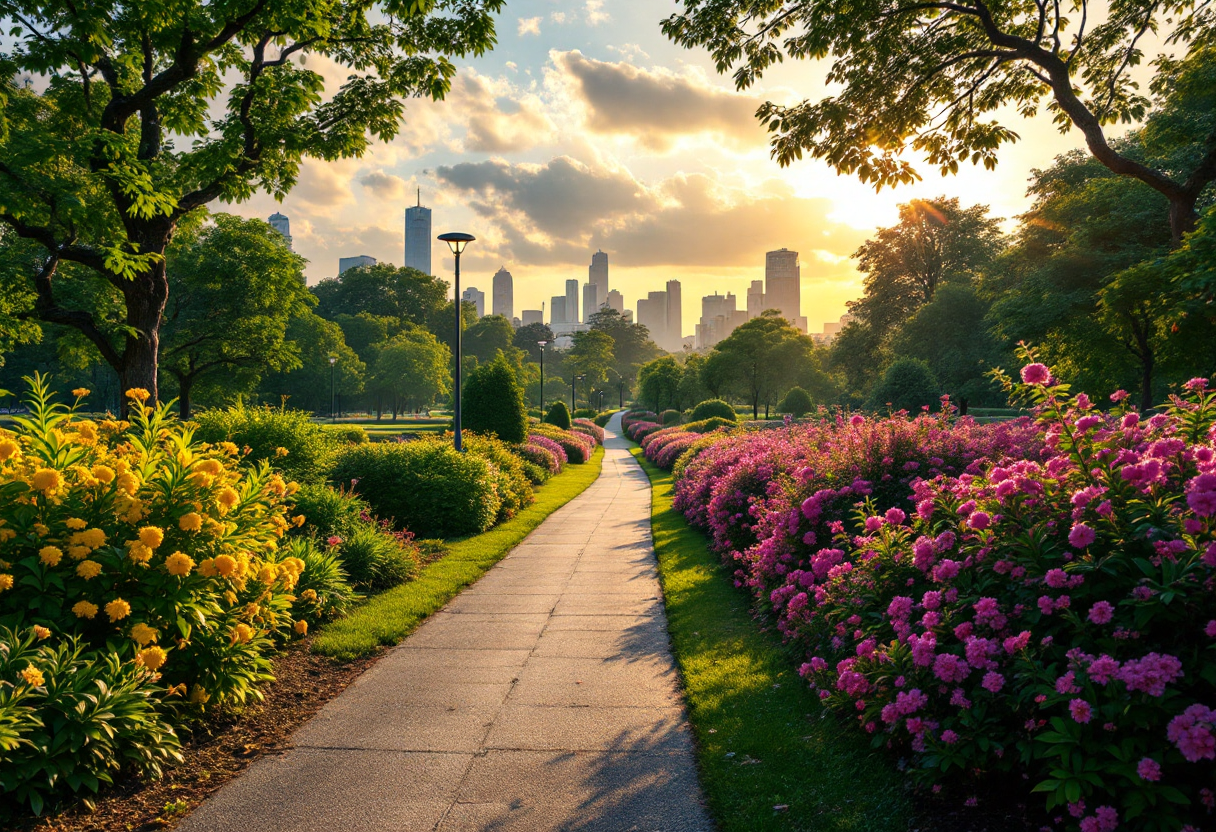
{"left": 15, "top": 639, "right": 380, "bottom": 832}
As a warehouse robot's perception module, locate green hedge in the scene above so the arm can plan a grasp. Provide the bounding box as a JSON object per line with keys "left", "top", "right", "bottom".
{"left": 463, "top": 354, "right": 528, "bottom": 443}
{"left": 689, "top": 399, "right": 736, "bottom": 422}
{"left": 543, "top": 400, "right": 572, "bottom": 430}
{"left": 193, "top": 405, "right": 339, "bottom": 484}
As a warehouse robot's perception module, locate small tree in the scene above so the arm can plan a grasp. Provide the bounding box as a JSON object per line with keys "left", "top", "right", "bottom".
{"left": 868, "top": 358, "right": 941, "bottom": 413}
{"left": 544, "top": 401, "right": 572, "bottom": 430}
{"left": 372, "top": 328, "right": 451, "bottom": 420}
{"left": 463, "top": 354, "right": 528, "bottom": 444}
{"left": 777, "top": 387, "right": 814, "bottom": 418}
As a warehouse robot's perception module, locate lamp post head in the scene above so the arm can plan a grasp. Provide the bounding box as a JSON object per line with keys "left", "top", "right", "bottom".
{"left": 537, "top": 339, "right": 549, "bottom": 348}
{"left": 438, "top": 232, "right": 475, "bottom": 255}
{"left": 328, "top": 356, "right": 337, "bottom": 366}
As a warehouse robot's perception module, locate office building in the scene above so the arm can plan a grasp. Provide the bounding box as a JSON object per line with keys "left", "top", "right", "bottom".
{"left": 404, "top": 189, "right": 432, "bottom": 274}
{"left": 582, "top": 282, "right": 601, "bottom": 322}
{"left": 550, "top": 296, "right": 567, "bottom": 325}
{"left": 338, "top": 255, "right": 376, "bottom": 275}
{"left": 565, "top": 279, "right": 579, "bottom": 326}
{"left": 461, "top": 286, "right": 485, "bottom": 318}
{"left": 589, "top": 250, "right": 609, "bottom": 298}
{"left": 636, "top": 291, "right": 668, "bottom": 349}
{"left": 606, "top": 289, "right": 624, "bottom": 315}
{"left": 522, "top": 309, "right": 544, "bottom": 327}
{"left": 492, "top": 267, "right": 513, "bottom": 319}
{"left": 746, "top": 280, "right": 766, "bottom": 318}
{"left": 765, "top": 249, "right": 807, "bottom": 331}
{"left": 268, "top": 212, "right": 292, "bottom": 250}
{"left": 696, "top": 291, "right": 747, "bottom": 349}
{"left": 665, "top": 279, "right": 682, "bottom": 352}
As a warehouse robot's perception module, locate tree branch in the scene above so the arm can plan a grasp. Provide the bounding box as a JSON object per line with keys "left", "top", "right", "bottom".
{"left": 25, "top": 255, "right": 124, "bottom": 369}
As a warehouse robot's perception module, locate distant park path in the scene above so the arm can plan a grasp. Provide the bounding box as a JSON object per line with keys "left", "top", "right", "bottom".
{"left": 180, "top": 414, "right": 712, "bottom": 832}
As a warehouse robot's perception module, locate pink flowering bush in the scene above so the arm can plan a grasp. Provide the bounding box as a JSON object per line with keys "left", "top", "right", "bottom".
{"left": 625, "top": 420, "right": 662, "bottom": 442}
{"left": 672, "top": 356, "right": 1216, "bottom": 830}
{"left": 529, "top": 424, "right": 594, "bottom": 464}
{"left": 572, "top": 418, "right": 606, "bottom": 444}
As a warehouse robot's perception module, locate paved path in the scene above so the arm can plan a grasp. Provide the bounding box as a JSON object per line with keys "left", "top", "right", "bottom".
{"left": 181, "top": 415, "right": 712, "bottom": 832}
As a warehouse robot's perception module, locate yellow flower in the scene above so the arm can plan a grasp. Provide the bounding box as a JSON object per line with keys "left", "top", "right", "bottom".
{"left": 31, "top": 467, "right": 62, "bottom": 492}
{"left": 38, "top": 546, "right": 63, "bottom": 567}
{"left": 0, "top": 529, "right": 14, "bottom": 543}
{"left": 65, "top": 517, "right": 87, "bottom": 530}
{"left": 68, "top": 545, "right": 91, "bottom": 560}
{"left": 71, "top": 528, "right": 106, "bottom": 549}
{"left": 197, "top": 558, "right": 217, "bottom": 577}
{"left": 131, "top": 623, "right": 159, "bottom": 646}
{"left": 20, "top": 666, "right": 44, "bottom": 687}
{"left": 138, "top": 526, "right": 164, "bottom": 549}
{"left": 33, "top": 523, "right": 49, "bottom": 536}
{"left": 165, "top": 552, "right": 194, "bottom": 577}
{"left": 219, "top": 441, "right": 239, "bottom": 455}
{"left": 178, "top": 512, "right": 203, "bottom": 532}
{"left": 274, "top": 446, "right": 290, "bottom": 458}
{"left": 189, "top": 685, "right": 210, "bottom": 704}
{"left": 33, "top": 625, "right": 51, "bottom": 640}
{"left": 125, "top": 388, "right": 151, "bottom": 403}
{"left": 0, "top": 574, "right": 13, "bottom": 591}
{"left": 72, "top": 600, "right": 98, "bottom": 619}
{"left": 91, "top": 464, "right": 115, "bottom": 483}
{"left": 105, "top": 598, "right": 131, "bottom": 622}
{"left": 72, "top": 387, "right": 90, "bottom": 398}
{"left": 294, "top": 620, "right": 308, "bottom": 636}
{"left": 232, "top": 623, "right": 254, "bottom": 644}
{"left": 76, "top": 560, "right": 102, "bottom": 580}
{"left": 0, "top": 438, "right": 19, "bottom": 461}
{"left": 267, "top": 475, "right": 287, "bottom": 497}
{"left": 286, "top": 481, "right": 300, "bottom": 495}
{"left": 196, "top": 459, "right": 224, "bottom": 476}
{"left": 116, "top": 472, "right": 139, "bottom": 495}
{"left": 216, "top": 487, "right": 241, "bottom": 511}
{"left": 213, "top": 554, "right": 237, "bottom": 578}
{"left": 292, "top": 514, "right": 306, "bottom": 527}
{"left": 135, "top": 646, "right": 168, "bottom": 671}
{"left": 258, "top": 565, "right": 277, "bottom": 584}
{"left": 300, "top": 588, "right": 318, "bottom": 603}
{"left": 74, "top": 421, "right": 98, "bottom": 443}
{"left": 127, "top": 543, "right": 153, "bottom": 564}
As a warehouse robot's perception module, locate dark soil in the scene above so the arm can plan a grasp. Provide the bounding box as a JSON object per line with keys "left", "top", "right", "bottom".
{"left": 14, "top": 639, "right": 379, "bottom": 832}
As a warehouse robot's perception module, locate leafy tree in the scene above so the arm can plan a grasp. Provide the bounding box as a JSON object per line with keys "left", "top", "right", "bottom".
{"left": 463, "top": 314, "right": 515, "bottom": 366}
{"left": 777, "top": 386, "right": 814, "bottom": 418}
{"left": 0, "top": 230, "right": 42, "bottom": 365}
{"left": 260, "top": 312, "right": 364, "bottom": 414}
{"left": 462, "top": 353, "right": 527, "bottom": 443}
{"left": 827, "top": 320, "right": 890, "bottom": 406}
{"left": 333, "top": 312, "right": 395, "bottom": 368}
{"left": 689, "top": 398, "right": 737, "bottom": 422}
{"left": 663, "top": 3, "right": 1216, "bottom": 242}
{"left": 160, "top": 214, "right": 313, "bottom": 417}
{"left": 638, "top": 356, "right": 683, "bottom": 413}
{"left": 868, "top": 358, "right": 940, "bottom": 413}
{"left": 314, "top": 264, "right": 451, "bottom": 327}
{"left": 0, "top": 1, "right": 503, "bottom": 403}
{"left": 513, "top": 322, "right": 556, "bottom": 362}
{"left": 567, "top": 330, "right": 615, "bottom": 397}
{"left": 370, "top": 328, "right": 450, "bottom": 419}
{"left": 589, "top": 307, "right": 662, "bottom": 377}
{"left": 677, "top": 353, "right": 711, "bottom": 409}
{"left": 709, "top": 311, "right": 816, "bottom": 418}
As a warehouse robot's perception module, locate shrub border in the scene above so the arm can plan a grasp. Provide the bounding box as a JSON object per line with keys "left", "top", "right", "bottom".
{"left": 312, "top": 446, "right": 605, "bottom": 660}
{"left": 629, "top": 446, "right": 912, "bottom": 831}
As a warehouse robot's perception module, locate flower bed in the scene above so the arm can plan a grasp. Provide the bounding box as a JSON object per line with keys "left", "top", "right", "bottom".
{"left": 668, "top": 362, "right": 1216, "bottom": 830}
{"left": 530, "top": 423, "right": 597, "bottom": 464}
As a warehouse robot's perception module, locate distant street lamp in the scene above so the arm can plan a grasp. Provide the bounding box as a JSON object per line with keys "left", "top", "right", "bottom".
{"left": 328, "top": 356, "right": 337, "bottom": 423}
{"left": 572, "top": 373, "right": 584, "bottom": 411}
{"left": 438, "top": 231, "right": 475, "bottom": 452}
{"left": 618, "top": 377, "right": 629, "bottom": 409}
{"left": 537, "top": 340, "right": 550, "bottom": 414}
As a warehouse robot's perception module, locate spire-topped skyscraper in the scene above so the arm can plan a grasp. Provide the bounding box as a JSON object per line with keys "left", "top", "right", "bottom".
{"left": 404, "top": 188, "right": 432, "bottom": 275}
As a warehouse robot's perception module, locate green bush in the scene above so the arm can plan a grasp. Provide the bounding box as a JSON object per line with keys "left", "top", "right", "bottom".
{"left": 688, "top": 399, "right": 737, "bottom": 422}
{"left": 272, "top": 538, "right": 357, "bottom": 622}
{"left": 777, "top": 386, "right": 814, "bottom": 417}
{"left": 331, "top": 441, "right": 501, "bottom": 538}
{"left": 327, "top": 425, "right": 369, "bottom": 444}
{"left": 193, "top": 405, "right": 338, "bottom": 484}
{"left": 867, "top": 357, "right": 941, "bottom": 413}
{"left": 462, "top": 354, "right": 528, "bottom": 443}
{"left": 593, "top": 410, "right": 616, "bottom": 427}
{"left": 290, "top": 483, "right": 370, "bottom": 539}
{"left": 543, "top": 401, "right": 572, "bottom": 430}
{"left": 331, "top": 523, "right": 418, "bottom": 591}
{"left": 518, "top": 459, "right": 548, "bottom": 485}
{"left": 660, "top": 409, "right": 682, "bottom": 426}
{"left": 460, "top": 433, "right": 534, "bottom": 522}
{"left": 571, "top": 408, "right": 598, "bottom": 419}
{"left": 683, "top": 416, "right": 735, "bottom": 434}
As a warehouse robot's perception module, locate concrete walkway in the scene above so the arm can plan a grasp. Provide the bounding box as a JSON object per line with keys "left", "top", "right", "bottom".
{"left": 181, "top": 415, "right": 712, "bottom": 832}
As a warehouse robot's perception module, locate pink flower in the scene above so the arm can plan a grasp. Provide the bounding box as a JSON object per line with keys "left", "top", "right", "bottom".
{"left": 1184, "top": 377, "right": 1209, "bottom": 391}
{"left": 934, "top": 653, "right": 971, "bottom": 683}
{"left": 982, "top": 671, "right": 1005, "bottom": 693}
{"left": 864, "top": 515, "right": 883, "bottom": 532}
{"left": 940, "top": 729, "right": 959, "bottom": 744}
{"left": 1044, "top": 569, "right": 1068, "bottom": 589}
{"left": 1086, "top": 655, "right": 1120, "bottom": 685}
{"left": 1206, "top": 621, "right": 1216, "bottom": 638}
{"left": 1069, "top": 699, "right": 1093, "bottom": 724}
{"left": 1069, "top": 523, "right": 1096, "bottom": 548}
{"left": 1116, "top": 653, "right": 1184, "bottom": 697}
{"left": 884, "top": 507, "right": 907, "bottom": 525}
{"left": 1136, "top": 757, "right": 1161, "bottom": 781}
{"left": 849, "top": 414, "right": 865, "bottom": 427}
{"left": 1003, "top": 631, "right": 1031, "bottom": 654}
{"left": 1110, "top": 389, "right": 1129, "bottom": 402}
{"left": 1087, "top": 601, "right": 1114, "bottom": 625}
{"left": 969, "top": 511, "right": 991, "bottom": 530}
{"left": 326, "top": 535, "right": 343, "bottom": 547}
{"left": 1166, "top": 704, "right": 1216, "bottom": 762}
{"left": 1021, "top": 363, "right": 1051, "bottom": 385}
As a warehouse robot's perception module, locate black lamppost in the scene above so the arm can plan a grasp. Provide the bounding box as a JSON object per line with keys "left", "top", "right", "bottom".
{"left": 537, "top": 339, "right": 549, "bottom": 414}
{"left": 572, "top": 373, "right": 584, "bottom": 411}
{"left": 328, "top": 355, "right": 337, "bottom": 423}
{"left": 438, "top": 232, "right": 475, "bottom": 452}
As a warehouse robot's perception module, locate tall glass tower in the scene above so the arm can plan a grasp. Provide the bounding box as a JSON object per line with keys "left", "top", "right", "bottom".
{"left": 404, "top": 189, "right": 432, "bottom": 274}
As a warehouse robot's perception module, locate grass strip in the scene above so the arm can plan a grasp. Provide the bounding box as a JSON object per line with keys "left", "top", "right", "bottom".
{"left": 312, "top": 446, "right": 604, "bottom": 661}
{"left": 631, "top": 447, "right": 911, "bottom": 831}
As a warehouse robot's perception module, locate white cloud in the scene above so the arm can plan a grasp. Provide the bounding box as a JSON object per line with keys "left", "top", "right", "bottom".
{"left": 550, "top": 11, "right": 567, "bottom": 24}
{"left": 585, "top": 0, "right": 609, "bottom": 25}
{"left": 517, "top": 16, "right": 541, "bottom": 36}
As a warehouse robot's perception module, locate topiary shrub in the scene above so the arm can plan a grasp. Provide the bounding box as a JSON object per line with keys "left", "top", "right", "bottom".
{"left": 660, "top": 409, "right": 682, "bottom": 426}
{"left": 460, "top": 433, "right": 534, "bottom": 522}
{"left": 330, "top": 440, "right": 500, "bottom": 538}
{"left": 525, "top": 435, "right": 567, "bottom": 472}
{"left": 689, "top": 399, "right": 736, "bottom": 423}
{"left": 290, "top": 483, "right": 370, "bottom": 540}
{"left": 867, "top": 357, "right": 941, "bottom": 413}
{"left": 462, "top": 354, "right": 528, "bottom": 443}
{"left": 530, "top": 423, "right": 594, "bottom": 463}
{"left": 777, "top": 386, "right": 814, "bottom": 417}
{"left": 543, "top": 401, "right": 572, "bottom": 430}
{"left": 193, "top": 404, "right": 339, "bottom": 484}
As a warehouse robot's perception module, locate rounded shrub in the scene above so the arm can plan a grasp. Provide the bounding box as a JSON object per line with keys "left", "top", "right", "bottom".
{"left": 531, "top": 424, "right": 594, "bottom": 463}
{"left": 867, "top": 357, "right": 940, "bottom": 413}
{"left": 330, "top": 440, "right": 500, "bottom": 538}
{"left": 328, "top": 523, "right": 418, "bottom": 591}
{"left": 462, "top": 354, "right": 528, "bottom": 443}
{"left": 571, "top": 408, "right": 598, "bottom": 419}
{"left": 290, "top": 483, "right": 370, "bottom": 539}
{"left": 514, "top": 444, "right": 557, "bottom": 481}
{"left": 193, "top": 404, "right": 338, "bottom": 484}
{"left": 660, "top": 409, "right": 682, "bottom": 426}
{"left": 544, "top": 401, "right": 572, "bottom": 430}
{"left": 777, "top": 386, "right": 814, "bottom": 417}
{"left": 689, "top": 399, "right": 737, "bottom": 423}
{"left": 593, "top": 410, "right": 616, "bottom": 427}
{"left": 328, "top": 425, "right": 369, "bottom": 445}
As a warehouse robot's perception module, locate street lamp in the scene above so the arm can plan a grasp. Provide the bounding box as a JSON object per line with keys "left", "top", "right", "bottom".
{"left": 537, "top": 340, "right": 549, "bottom": 414}
{"left": 572, "top": 373, "right": 584, "bottom": 411}
{"left": 328, "top": 356, "right": 337, "bottom": 424}
{"left": 438, "top": 232, "right": 475, "bottom": 452}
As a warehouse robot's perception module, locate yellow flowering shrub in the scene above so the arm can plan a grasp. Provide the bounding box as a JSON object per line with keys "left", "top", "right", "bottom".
{"left": 0, "top": 377, "right": 307, "bottom": 709}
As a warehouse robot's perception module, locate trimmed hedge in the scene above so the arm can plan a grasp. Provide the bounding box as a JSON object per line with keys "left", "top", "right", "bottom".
{"left": 689, "top": 399, "right": 736, "bottom": 422}
{"left": 463, "top": 354, "right": 528, "bottom": 443}
{"left": 776, "top": 386, "right": 814, "bottom": 417}
{"left": 543, "top": 401, "right": 572, "bottom": 430}
{"left": 660, "top": 409, "right": 682, "bottom": 426}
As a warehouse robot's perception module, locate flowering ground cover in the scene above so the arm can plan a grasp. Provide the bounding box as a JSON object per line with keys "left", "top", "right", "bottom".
{"left": 663, "top": 360, "right": 1216, "bottom": 831}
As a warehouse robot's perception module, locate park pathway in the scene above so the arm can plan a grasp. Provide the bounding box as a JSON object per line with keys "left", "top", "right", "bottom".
{"left": 180, "top": 414, "right": 712, "bottom": 832}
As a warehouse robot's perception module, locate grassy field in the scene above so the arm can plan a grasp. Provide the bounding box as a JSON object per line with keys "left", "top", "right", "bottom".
{"left": 631, "top": 447, "right": 911, "bottom": 831}
{"left": 312, "top": 446, "right": 605, "bottom": 661}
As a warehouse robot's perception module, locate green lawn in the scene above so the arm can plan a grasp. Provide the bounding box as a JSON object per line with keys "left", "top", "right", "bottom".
{"left": 312, "top": 446, "right": 604, "bottom": 660}
{"left": 631, "top": 448, "right": 912, "bottom": 831}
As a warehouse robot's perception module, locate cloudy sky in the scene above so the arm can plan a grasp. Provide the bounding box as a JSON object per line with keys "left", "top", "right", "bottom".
{"left": 236, "top": 0, "right": 1093, "bottom": 337}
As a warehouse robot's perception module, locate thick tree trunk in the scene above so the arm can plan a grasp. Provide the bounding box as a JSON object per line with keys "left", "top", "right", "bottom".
{"left": 118, "top": 255, "right": 170, "bottom": 412}
{"left": 1169, "top": 195, "right": 1199, "bottom": 247}
{"left": 178, "top": 375, "right": 194, "bottom": 420}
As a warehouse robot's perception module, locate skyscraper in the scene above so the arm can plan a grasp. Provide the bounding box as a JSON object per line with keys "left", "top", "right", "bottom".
{"left": 550, "top": 296, "right": 567, "bottom": 325}
{"left": 461, "top": 286, "right": 485, "bottom": 318}
{"left": 492, "top": 267, "right": 513, "bottom": 319}
{"left": 606, "top": 289, "right": 624, "bottom": 315}
{"left": 665, "top": 279, "right": 682, "bottom": 352}
{"left": 696, "top": 291, "right": 747, "bottom": 348}
{"left": 404, "top": 189, "right": 432, "bottom": 275}
{"left": 636, "top": 291, "right": 667, "bottom": 349}
{"left": 746, "top": 280, "right": 766, "bottom": 318}
{"left": 565, "top": 279, "right": 579, "bottom": 326}
{"left": 589, "top": 250, "right": 609, "bottom": 298}
{"left": 268, "top": 212, "right": 292, "bottom": 250}
{"left": 521, "top": 309, "right": 544, "bottom": 326}
{"left": 765, "top": 249, "right": 806, "bottom": 331}
{"left": 582, "top": 282, "right": 601, "bottom": 323}
{"left": 338, "top": 255, "right": 376, "bottom": 275}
